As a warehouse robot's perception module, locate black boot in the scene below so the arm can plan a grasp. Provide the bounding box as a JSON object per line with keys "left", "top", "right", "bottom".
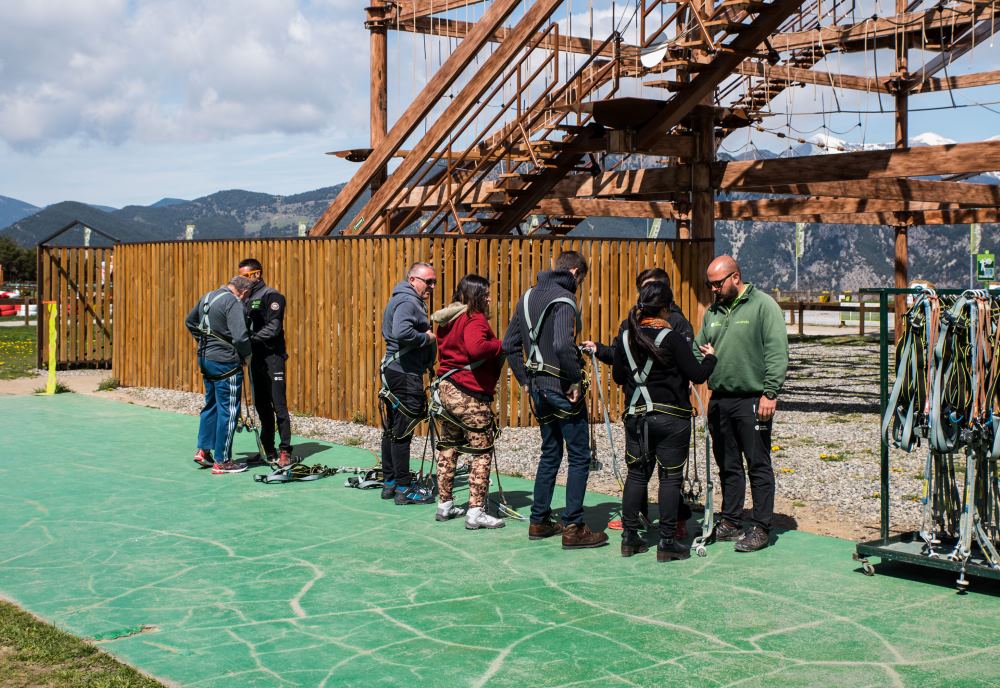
{"left": 621, "top": 529, "right": 649, "bottom": 557}
{"left": 657, "top": 538, "right": 691, "bottom": 563}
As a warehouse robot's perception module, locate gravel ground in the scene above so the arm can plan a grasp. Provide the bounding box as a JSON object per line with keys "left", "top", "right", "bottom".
{"left": 116, "top": 335, "right": 919, "bottom": 541}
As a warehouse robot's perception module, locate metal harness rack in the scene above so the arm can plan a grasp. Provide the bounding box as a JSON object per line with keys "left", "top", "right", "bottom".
{"left": 855, "top": 287, "right": 1000, "bottom": 591}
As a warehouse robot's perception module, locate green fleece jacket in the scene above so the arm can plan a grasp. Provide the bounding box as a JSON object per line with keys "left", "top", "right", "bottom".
{"left": 693, "top": 284, "right": 788, "bottom": 396}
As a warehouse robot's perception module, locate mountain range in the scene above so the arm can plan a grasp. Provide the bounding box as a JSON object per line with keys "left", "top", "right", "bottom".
{"left": 2, "top": 132, "right": 996, "bottom": 290}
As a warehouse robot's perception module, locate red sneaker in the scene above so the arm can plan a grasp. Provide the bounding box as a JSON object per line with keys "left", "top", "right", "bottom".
{"left": 193, "top": 449, "right": 213, "bottom": 468}
{"left": 277, "top": 450, "right": 300, "bottom": 468}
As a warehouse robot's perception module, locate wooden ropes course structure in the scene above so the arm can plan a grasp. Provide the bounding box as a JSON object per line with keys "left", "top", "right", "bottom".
{"left": 311, "top": 0, "right": 1000, "bottom": 313}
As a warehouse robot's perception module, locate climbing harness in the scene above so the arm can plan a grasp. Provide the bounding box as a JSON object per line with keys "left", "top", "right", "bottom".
{"left": 428, "top": 364, "right": 500, "bottom": 454}
{"left": 520, "top": 288, "right": 589, "bottom": 423}
{"left": 887, "top": 288, "right": 1000, "bottom": 585}
{"left": 195, "top": 289, "right": 243, "bottom": 382}
{"left": 689, "top": 385, "right": 714, "bottom": 558}
{"left": 254, "top": 463, "right": 345, "bottom": 484}
{"left": 237, "top": 364, "right": 271, "bottom": 463}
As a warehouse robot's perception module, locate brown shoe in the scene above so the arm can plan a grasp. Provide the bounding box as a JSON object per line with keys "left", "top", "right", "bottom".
{"left": 528, "top": 520, "right": 565, "bottom": 540}
{"left": 562, "top": 523, "right": 609, "bottom": 550}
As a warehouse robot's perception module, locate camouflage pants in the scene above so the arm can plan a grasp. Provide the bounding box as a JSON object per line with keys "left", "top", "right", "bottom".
{"left": 436, "top": 380, "right": 494, "bottom": 507}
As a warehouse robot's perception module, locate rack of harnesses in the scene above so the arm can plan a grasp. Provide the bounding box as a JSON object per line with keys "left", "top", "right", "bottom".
{"left": 879, "top": 287, "right": 1000, "bottom": 588}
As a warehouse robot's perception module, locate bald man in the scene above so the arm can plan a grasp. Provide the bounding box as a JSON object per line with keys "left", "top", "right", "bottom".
{"left": 694, "top": 256, "right": 788, "bottom": 552}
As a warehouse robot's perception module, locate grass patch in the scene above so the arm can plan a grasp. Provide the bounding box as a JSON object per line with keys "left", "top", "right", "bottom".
{"left": 0, "top": 598, "right": 166, "bottom": 687}
{"left": 351, "top": 411, "right": 368, "bottom": 425}
{"left": 97, "top": 376, "right": 120, "bottom": 391}
{"left": 33, "top": 382, "right": 73, "bottom": 394}
{"left": 792, "top": 500, "right": 807, "bottom": 508}
{"left": 819, "top": 451, "right": 849, "bottom": 462}
{"left": 343, "top": 435, "right": 362, "bottom": 447}
{"left": 0, "top": 325, "right": 36, "bottom": 380}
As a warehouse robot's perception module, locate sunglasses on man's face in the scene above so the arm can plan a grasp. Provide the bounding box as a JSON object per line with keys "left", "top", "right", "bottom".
{"left": 412, "top": 276, "right": 437, "bottom": 286}
{"left": 705, "top": 271, "right": 736, "bottom": 289}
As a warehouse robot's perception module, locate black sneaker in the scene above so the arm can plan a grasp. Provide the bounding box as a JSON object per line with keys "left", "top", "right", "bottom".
{"left": 380, "top": 482, "right": 397, "bottom": 500}
{"left": 394, "top": 485, "right": 435, "bottom": 505}
{"left": 734, "top": 526, "right": 770, "bottom": 552}
{"left": 708, "top": 520, "right": 744, "bottom": 543}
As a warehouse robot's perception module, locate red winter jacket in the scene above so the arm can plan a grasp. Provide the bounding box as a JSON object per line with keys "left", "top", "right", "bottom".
{"left": 435, "top": 309, "right": 504, "bottom": 399}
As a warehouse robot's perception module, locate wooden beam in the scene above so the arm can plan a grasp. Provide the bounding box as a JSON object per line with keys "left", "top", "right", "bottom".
{"left": 534, "top": 198, "right": 677, "bottom": 218}
{"left": 635, "top": 0, "right": 804, "bottom": 150}
{"left": 715, "top": 198, "right": 956, "bottom": 220}
{"left": 369, "top": 1, "right": 389, "bottom": 191}
{"left": 396, "top": 0, "right": 488, "bottom": 23}
{"left": 770, "top": 6, "right": 994, "bottom": 53}
{"left": 724, "top": 208, "right": 1000, "bottom": 225}
{"left": 911, "top": 13, "right": 1000, "bottom": 85}
{"left": 310, "top": 0, "right": 522, "bottom": 236}
{"left": 397, "top": 16, "right": 639, "bottom": 59}
{"left": 913, "top": 68, "right": 1000, "bottom": 93}
{"left": 344, "top": 0, "right": 566, "bottom": 235}
{"left": 735, "top": 61, "right": 884, "bottom": 92}
{"left": 754, "top": 179, "right": 1000, "bottom": 205}
{"left": 714, "top": 140, "right": 1000, "bottom": 190}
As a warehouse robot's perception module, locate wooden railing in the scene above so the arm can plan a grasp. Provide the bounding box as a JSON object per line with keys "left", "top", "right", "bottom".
{"left": 112, "top": 236, "right": 713, "bottom": 427}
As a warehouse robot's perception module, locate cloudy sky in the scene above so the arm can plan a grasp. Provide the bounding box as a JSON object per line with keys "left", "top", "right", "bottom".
{"left": 1, "top": 1, "right": 999, "bottom": 209}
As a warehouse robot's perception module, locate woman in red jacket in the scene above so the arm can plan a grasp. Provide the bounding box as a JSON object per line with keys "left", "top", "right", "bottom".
{"left": 430, "top": 274, "right": 506, "bottom": 529}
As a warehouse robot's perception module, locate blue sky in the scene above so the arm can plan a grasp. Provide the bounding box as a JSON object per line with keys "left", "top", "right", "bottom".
{"left": 1, "top": 1, "right": 998, "bottom": 209}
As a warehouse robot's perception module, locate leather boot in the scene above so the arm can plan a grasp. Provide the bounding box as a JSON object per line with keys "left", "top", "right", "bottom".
{"left": 562, "top": 523, "right": 609, "bottom": 550}
{"left": 528, "top": 520, "right": 564, "bottom": 540}
{"left": 620, "top": 529, "right": 649, "bottom": 557}
{"left": 657, "top": 538, "right": 691, "bottom": 562}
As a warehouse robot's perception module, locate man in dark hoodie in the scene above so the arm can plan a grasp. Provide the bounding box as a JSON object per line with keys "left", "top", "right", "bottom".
{"left": 185, "top": 275, "right": 253, "bottom": 474}
{"left": 503, "top": 251, "right": 608, "bottom": 549}
{"left": 238, "top": 258, "right": 295, "bottom": 468}
{"left": 380, "top": 261, "right": 438, "bottom": 505}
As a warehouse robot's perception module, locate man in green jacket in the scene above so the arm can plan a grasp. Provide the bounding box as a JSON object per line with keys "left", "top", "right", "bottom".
{"left": 694, "top": 255, "right": 788, "bottom": 552}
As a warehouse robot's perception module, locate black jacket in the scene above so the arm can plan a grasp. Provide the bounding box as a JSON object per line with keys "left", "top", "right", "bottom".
{"left": 244, "top": 279, "right": 286, "bottom": 357}
{"left": 594, "top": 303, "right": 695, "bottom": 365}
{"left": 503, "top": 270, "right": 582, "bottom": 394}
{"left": 612, "top": 322, "right": 716, "bottom": 414}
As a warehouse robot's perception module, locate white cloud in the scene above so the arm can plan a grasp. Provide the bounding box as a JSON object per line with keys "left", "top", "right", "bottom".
{"left": 0, "top": 0, "right": 369, "bottom": 150}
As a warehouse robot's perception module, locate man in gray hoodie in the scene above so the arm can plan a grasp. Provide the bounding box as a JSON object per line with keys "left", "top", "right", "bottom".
{"left": 380, "top": 262, "right": 437, "bottom": 504}
{"left": 185, "top": 275, "right": 253, "bottom": 474}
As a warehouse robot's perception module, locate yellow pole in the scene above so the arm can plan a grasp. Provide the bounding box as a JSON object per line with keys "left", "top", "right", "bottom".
{"left": 45, "top": 301, "right": 57, "bottom": 395}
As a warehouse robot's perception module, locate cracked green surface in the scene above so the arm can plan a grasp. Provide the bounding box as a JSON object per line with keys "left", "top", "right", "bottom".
{"left": 3, "top": 394, "right": 1000, "bottom": 687}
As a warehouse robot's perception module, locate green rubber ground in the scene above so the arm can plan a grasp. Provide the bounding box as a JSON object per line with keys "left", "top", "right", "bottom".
{"left": 2, "top": 394, "right": 1000, "bottom": 687}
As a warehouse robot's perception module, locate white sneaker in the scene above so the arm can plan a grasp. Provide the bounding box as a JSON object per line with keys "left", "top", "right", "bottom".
{"left": 435, "top": 500, "right": 466, "bottom": 522}
{"left": 465, "top": 507, "right": 505, "bottom": 530}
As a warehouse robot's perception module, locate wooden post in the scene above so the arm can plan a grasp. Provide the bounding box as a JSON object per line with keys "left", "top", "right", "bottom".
{"left": 368, "top": 2, "right": 389, "bottom": 192}
{"left": 691, "top": 105, "right": 715, "bottom": 242}
{"left": 859, "top": 300, "right": 866, "bottom": 336}
{"left": 798, "top": 302, "right": 804, "bottom": 336}
{"left": 893, "top": 0, "right": 909, "bottom": 341}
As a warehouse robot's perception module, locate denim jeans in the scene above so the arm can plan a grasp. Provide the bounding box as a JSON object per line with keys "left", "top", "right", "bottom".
{"left": 529, "top": 387, "right": 591, "bottom": 525}
{"left": 197, "top": 358, "right": 243, "bottom": 463}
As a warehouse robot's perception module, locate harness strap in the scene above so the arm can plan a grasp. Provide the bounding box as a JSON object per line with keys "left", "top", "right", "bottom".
{"left": 522, "top": 288, "right": 582, "bottom": 379}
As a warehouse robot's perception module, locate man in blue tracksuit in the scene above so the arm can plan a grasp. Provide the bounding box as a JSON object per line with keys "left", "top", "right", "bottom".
{"left": 379, "top": 261, "right": 438, "bottom": 504}
{"left": 185, "top": 275, "right": 253, "bottom": 474}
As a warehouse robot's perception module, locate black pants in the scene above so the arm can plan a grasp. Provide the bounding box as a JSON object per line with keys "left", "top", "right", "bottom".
{"left": 380, "top": 368, "right": 426, "bottom": 487}
{"left": 708, "top": 395, "right": 774, "bottom": 531}
{"left": 250, "top": 353, "right": 292, "bottom": 453}
{"left": 623, "top": 414, "right": 690, "bottom": 540}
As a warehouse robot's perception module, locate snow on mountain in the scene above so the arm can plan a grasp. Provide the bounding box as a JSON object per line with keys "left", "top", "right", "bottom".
{"left": 910, "top": 132, "right": 957, "bottom": 147}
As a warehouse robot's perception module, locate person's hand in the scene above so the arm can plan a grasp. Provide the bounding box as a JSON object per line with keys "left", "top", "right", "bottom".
{"left": 698, "top": 343, "right": 715, "bottom": 357}
{"left": 426, "top": 331, "right": 437, "bottom": 343}
{"left": 580, "top": 341, "right": 597, "bottom": 353}
{"left": 567, "top": 383, "right": 582, "bottom": 403}
{"left": 757, "top": 394, "right": 777, "bottom": 421}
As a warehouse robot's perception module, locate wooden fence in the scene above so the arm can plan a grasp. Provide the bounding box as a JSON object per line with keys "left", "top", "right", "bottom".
{"left": 110, "top": 236, "right": 713, "bottom": 427}
{"left": 37, "top": 246, "right": 114, "bottom": 368}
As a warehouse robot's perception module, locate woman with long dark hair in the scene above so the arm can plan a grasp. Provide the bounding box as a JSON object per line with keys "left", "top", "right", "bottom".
{"left": 429, "top": 274, "right": 506, "bottom": 529}
{"left": 612, "top": 281, "right": 716, "bottom": 561}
